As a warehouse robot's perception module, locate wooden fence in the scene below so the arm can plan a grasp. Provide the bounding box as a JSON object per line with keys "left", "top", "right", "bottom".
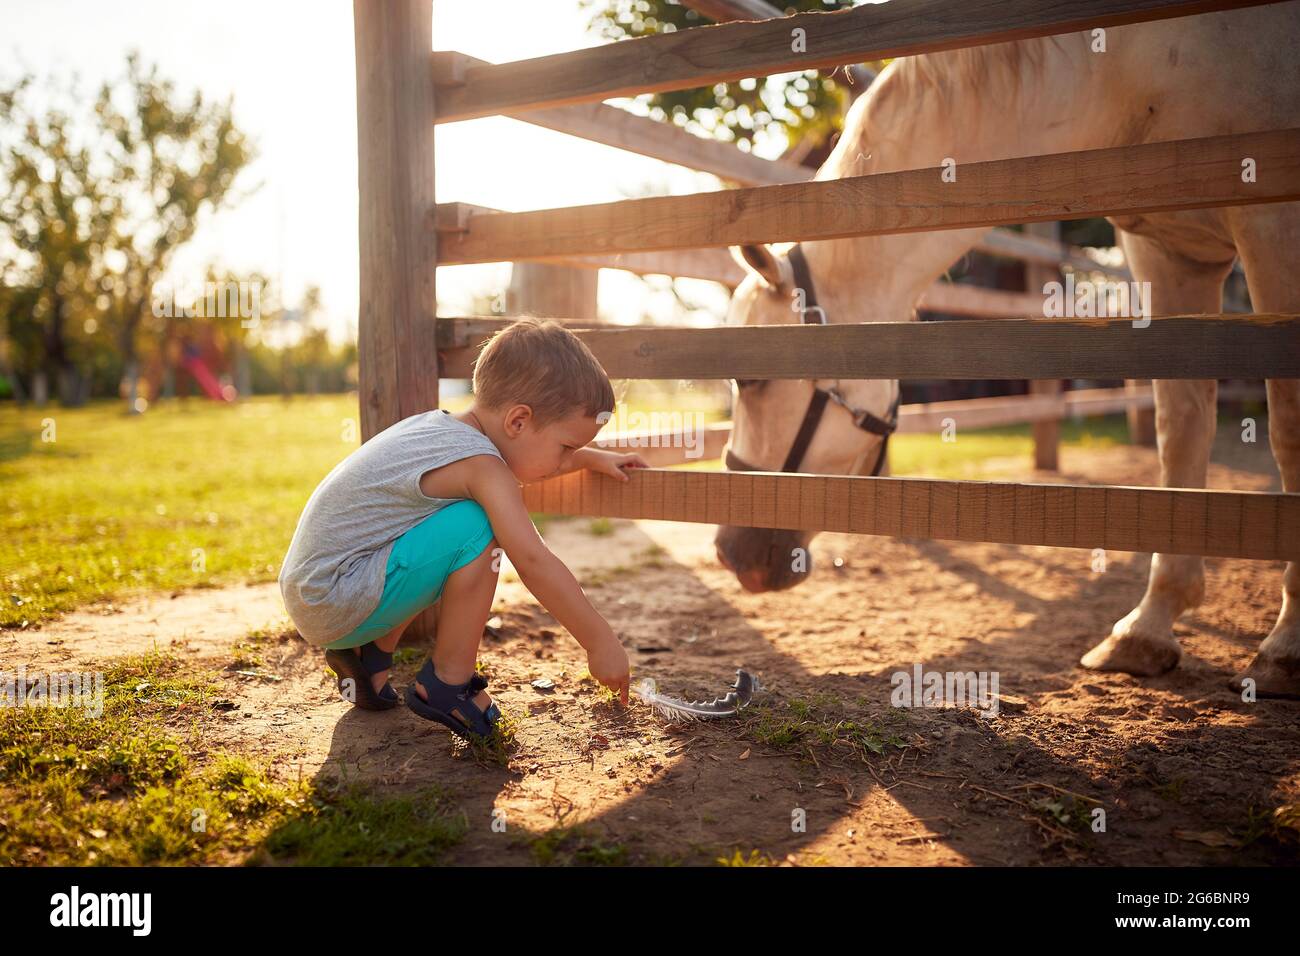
{"left": 352, "top": 0, "right": 1300, "bottom": 603}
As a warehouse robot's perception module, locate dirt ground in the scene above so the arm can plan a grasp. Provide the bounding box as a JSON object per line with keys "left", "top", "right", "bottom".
{"left": 10, "top": 436, "right": 1300, "bottom": 865}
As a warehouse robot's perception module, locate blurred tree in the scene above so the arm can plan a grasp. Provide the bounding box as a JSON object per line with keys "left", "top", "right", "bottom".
{"left": 95, "top": 52, "right": 257, "bottom": 411}
{"left": 0, "top": 75, "right": 115, "bottom": 406}
{"left": 0, "top": 53, "right": 257, "bottom": 410}
{"left": 579, "top": 0, "right": 881, "bottom": 163}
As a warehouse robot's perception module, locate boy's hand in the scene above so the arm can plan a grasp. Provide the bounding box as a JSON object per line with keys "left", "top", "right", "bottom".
{"left": 581, "top": 448, "right": 648, "bottom": 482}
{"left": 586, "top": 636, "right": 631, "bottom": 705}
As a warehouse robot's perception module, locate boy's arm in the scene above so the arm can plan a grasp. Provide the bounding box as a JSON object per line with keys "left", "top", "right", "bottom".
{"left": 556, "top": 446, "right": 648, "bottom": 480}
{"left": 467, "top": 456, "right": 629, "bottom": 703}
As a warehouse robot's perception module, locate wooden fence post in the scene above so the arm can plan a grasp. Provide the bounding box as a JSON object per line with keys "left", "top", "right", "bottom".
{"left": 354, "top": 0, "right": 441, "bottom": 645}
{"left": 354, "top": 0, "right": 439, "bottom": 440}
{"left": 1025, "top": 222, "right": 1062, "bottom": 471}
{"left": 507, "top": 263, "right": 598, "bottom": 321}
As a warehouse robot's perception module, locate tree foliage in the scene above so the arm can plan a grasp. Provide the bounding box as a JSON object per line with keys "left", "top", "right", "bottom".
{"left": 0, "top": 52, "right": 257, "bottom": 406}
{"left": 578, "top": 1, "right": 875, "bottom": 153}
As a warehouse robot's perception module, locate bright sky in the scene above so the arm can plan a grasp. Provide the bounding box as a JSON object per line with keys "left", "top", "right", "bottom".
{"left": 1, "top": 0, "right": 766, "bottom": 343}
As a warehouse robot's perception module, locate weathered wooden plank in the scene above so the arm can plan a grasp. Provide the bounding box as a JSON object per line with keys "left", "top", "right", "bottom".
{"left": 522, "top": 469, "right": 1300, "bottom": 560}
{"left": 677, "top": 0, "right": 880, "bottom": 91}
{"left": 546, "top": 314, "right": 1300, "bottom": 380}
{"left": 435, "top": 0, "right": 1274, "bottom": 122}
{"left": 436, "top": 129, "right": 1300, "bottom": 262}
{"left": 433, "top": 51, "right": 811, "bottom": 186}
{"left": 437, "top": 205, "right": 1112, "bottom": 311}
{"left": 354, "top": 0, "right": 440, "bottom": 439}
{"left": 436, "top": 202, "right": 746, "bottom": 284}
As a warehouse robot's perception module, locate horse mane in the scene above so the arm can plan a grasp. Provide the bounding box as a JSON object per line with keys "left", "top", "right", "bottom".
{"left": 836, "top": 35, "right": 1069, "bottom": 175}
{"left": 894, "top": 36, "right": 1063, "bottom": 109}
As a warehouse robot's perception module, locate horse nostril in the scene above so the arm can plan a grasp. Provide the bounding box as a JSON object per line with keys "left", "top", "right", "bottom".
{"left": 737, "top": 568, "right": 769, "bottom": 593}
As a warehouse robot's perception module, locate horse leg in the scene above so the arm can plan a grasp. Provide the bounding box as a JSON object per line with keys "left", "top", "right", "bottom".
{"left": 1226, "top": 203, "right": 1300, "bottom": 699}
{"left": 1080, "top": 229, "right": 1233, "bottom": 676}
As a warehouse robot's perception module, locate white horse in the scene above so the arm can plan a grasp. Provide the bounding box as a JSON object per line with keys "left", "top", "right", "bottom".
{"left": 714, "top": 3, "right": 1300, "bottom": 697}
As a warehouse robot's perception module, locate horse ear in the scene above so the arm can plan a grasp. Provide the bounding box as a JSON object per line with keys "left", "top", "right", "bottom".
{"left": 729, "top": 244, "right": 792, "bottom": 293}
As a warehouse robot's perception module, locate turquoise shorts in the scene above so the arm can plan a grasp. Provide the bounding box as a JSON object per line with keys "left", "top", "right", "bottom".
{"left": 323, "top": 499, "right": 496, "bottom": 650}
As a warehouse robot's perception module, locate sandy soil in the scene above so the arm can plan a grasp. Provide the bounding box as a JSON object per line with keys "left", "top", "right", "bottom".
{"left": 10, "top": 437, "right": 1299, "bottom": 865}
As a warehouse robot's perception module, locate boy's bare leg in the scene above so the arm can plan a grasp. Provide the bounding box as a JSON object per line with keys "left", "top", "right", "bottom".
{"left": 348, "top": 613, "right": 418, "bottom": 697}
{"left": 343, "top": 608, "right": 420, "bottom": 695}
{"left": 417, "top": 539, "right": 500, "bottom": 712}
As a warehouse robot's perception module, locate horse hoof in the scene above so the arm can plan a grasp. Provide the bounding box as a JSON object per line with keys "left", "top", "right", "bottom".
{"left": 1080, "top": 632, "right": 1180, "bottom": 676}
{"left": 1229, "top": 653, "right": 1300, "bottom": 700}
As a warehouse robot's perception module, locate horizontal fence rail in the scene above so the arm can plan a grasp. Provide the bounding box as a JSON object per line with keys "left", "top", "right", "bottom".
{"left": 435, "top": 211, "right": 1095, "bottom": 313}
{"left": 431, "top": 51, "right": 812, "bottom": 185}
{"left": 435, "top": 129, "right": 1300, "bottom": 263}
{"left": 436, "top": 314, "right": 1300, "bottom": 381}
{"left": 433, "top": 69, "right": 1129, "bottom": 281}
{"left": 432, "top": 0, "right": 1276, "bottom": 122}
{"left": 521, "top": 469, "right": 1300, "bottom": 561}
{"left": 584, "top": 385, "right": 1264, "bottom": 467}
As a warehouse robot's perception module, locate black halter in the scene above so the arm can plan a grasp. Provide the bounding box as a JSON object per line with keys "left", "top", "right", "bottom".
{"left": 726, "top": 243, "right": 900, "bottom": 478}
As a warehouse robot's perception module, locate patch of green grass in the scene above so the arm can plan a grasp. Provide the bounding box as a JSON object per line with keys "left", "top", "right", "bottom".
{"left": 739, "top": 692, "right": 909, "bottom": 762}
{"left": 717, "top": 847, "right": 777, "bottom": 867}
{"left": 1, "top": 651, "right": 211, "bottom": 792}
{"left": 0, "top": 751, "right": 312, "bottom": 865}
{"left": 526, "top": 825, "right": 628, "bottom": 866}
{"left": 0, "top": 651, "right": 315, "bottom": 865}
{"left": 586, "top": 517, "right": 615, "bottom": 536}
{"left": 1, "top": 395, "right": 366, "bottom": 627}
{"left": 229, "top": 642, "right": 265, "bottom": 670}
{"left": 0, "top": 648, "right": 475, "bottom": 866}
{"left": 391, "top": 646, "right": 426, "bottom": 668}
{"left": 1030, "top": 795, "right": 1094, "bottom": 833}
{"left": 258, "top": 785, "right": 468, "bottom": 866}
{"left": 232, "top": 626, "right": 293, "bottom": 668}
{"left": 887, "top": 415, "right": 1131, "bottom": 479}
{"left": 458, "top": 709, "right": 520, "bottom": 768}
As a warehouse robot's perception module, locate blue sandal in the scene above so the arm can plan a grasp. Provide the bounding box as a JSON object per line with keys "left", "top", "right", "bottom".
{"left": 405, "top": 659, "right": 502, "bottom": 740}
{"left": 325, "top": 642, "right": 399, "bottom": 711}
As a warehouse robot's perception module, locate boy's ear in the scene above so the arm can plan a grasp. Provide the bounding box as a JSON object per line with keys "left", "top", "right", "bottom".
{"left": 503, "top": 403, "right": 534, "bottom": 436}
{"left": 729, "top": 243, "right": 793, "bottom": 294}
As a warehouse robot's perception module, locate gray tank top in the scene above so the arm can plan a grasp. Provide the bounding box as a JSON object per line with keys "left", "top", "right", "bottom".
{"left": 278, "top": 408, "right": 504, "bottom": 646}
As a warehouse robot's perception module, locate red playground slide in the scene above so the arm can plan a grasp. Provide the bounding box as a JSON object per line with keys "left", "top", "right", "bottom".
{"left": 181, "top": 352, "right": 235, "bottom": 402}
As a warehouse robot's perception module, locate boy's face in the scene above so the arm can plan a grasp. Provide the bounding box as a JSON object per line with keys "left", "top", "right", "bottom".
{"left": 496, "top": 405, "right": 604, "bottom": 483}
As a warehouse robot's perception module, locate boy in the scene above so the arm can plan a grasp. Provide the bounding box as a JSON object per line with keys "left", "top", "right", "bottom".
{"left": 278, "top": 318, "right": 645, "bottom": 740}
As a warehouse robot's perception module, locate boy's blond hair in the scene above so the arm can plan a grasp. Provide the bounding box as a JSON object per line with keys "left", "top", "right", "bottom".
{"left": 472, "top": 318, "right": 615, "bottom": 427}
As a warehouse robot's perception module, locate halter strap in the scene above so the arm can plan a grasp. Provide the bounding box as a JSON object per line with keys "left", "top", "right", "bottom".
{"left": 727, "top": 243, "right": 898, "bottom": 478}
{"left": 788, "top": 243, "right": 824, "bottom": 324}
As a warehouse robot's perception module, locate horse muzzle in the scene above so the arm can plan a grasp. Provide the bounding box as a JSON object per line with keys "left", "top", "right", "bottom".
{"left": 714, "top": 524, "right": 812, "bottom": 593}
